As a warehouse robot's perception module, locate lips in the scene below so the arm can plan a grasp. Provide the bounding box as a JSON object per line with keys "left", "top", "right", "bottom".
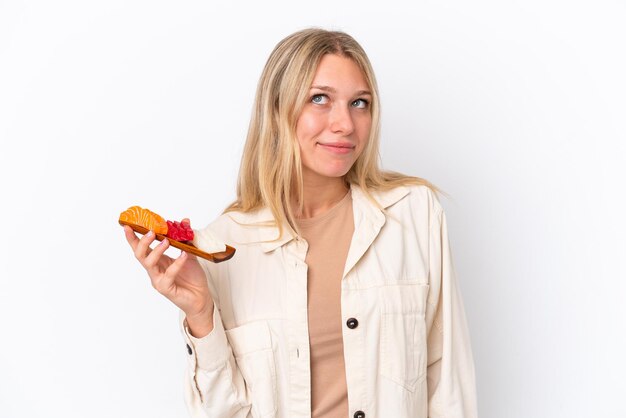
{"left": 317, "top": 142, "right": 355, "bottom": 154}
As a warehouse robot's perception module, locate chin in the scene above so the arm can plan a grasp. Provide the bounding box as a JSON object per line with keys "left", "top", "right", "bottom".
{"left": 321, "top": 167, "right": 353, "bottom": 179}
{"left": 303, "top": 159, "right": 356, "bottom": 181}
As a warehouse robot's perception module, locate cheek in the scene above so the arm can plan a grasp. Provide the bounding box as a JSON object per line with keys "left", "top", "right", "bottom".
{"left": 296, "top": 112, "right": 325, "bottom": 142}
{"left": 355, "top": 118, "right": 372, "bottom": 147}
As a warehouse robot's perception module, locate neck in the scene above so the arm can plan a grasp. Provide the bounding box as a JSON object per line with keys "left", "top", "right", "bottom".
{"left": 293, "top": 174, "right": 349, "bottom": 219}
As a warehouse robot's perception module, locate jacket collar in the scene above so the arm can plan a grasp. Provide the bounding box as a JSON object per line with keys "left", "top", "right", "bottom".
{"left": 225, "top": 184, "right": 410, "bottom": 253}
{"left": 341, "top": 184, "right": 409, "bottom": 277}
{"left": 224, "top": 207, "right": 293, "bottom": 252}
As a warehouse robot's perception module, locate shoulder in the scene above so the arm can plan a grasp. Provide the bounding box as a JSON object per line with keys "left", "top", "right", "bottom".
{"left": 209, "top": 207, "right": 271, "bottom": 232}
{"left": 367, "top": 184, "right": 443, "bottom": 216}
{"left": 194, "top": 206, "right": 278, "bottom": 251}
{"left": 405, "top": 184, "right": 444, "bottom": 215}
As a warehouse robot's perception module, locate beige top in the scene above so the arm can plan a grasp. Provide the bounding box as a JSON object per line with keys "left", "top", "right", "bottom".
{"left": 296, "top": 190, "right": 354, "bottom": 418}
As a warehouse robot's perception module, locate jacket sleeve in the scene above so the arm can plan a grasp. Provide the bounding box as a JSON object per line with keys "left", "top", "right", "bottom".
{"left": 178, "top": 225, "right": 252, "bottom": 417}
{"left": 180, "top": 306, "right": 252, "bottom": 418}
{"left": 425, "top": 206, "right": 478, "bottom": 418}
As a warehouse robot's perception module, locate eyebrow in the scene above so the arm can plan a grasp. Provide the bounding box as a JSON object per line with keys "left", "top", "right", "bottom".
{"left": 310, "top": 85, "right": 372, "bottom": 96}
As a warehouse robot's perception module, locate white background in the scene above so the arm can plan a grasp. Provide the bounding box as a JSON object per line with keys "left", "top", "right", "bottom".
{"left": 1, "top": 1, "right": 625, "bottom": 417}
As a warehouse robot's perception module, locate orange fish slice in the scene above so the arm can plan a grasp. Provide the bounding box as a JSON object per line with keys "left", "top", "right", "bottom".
{"left": 119, "top": 206, "right": 168, "bottom": 235}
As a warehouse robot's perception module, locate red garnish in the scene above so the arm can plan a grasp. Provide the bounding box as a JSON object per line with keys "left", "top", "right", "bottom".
{"left": 166, "top": 219, "right": 194, "bottom": 242}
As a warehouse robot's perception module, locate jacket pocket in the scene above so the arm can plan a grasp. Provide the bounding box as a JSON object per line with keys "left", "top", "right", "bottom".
{"left": 226, "top": 321, "right": 277, "bottom": 418}
{"left": 379, "top": 282, "right": 430, "bottom": 392}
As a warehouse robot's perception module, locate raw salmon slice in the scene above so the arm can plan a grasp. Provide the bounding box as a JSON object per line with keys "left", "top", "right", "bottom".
{"left": 119, "top": 206, "right": 168, "bottom": 235}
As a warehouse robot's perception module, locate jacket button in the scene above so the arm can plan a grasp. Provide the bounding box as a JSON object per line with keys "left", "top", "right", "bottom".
{"left": 186, "top": 344, "right": 193, "bottom": 355}
{"left": 354, "top": 411, "right": 365, "bottom": 418}
{"left": 346, "top": 318, "right": 359, "bottom": 329}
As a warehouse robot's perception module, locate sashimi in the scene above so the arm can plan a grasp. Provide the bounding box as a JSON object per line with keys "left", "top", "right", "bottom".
{"left": 166, "top": 219, "right": 194, "bottom": 242}
{"left": 119, "top": 206, "right": 168, "bottom": 235}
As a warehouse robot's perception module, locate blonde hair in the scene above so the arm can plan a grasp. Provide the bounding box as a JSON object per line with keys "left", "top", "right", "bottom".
{"left": 225, "top": 28, "right": 436, "bottom": 238}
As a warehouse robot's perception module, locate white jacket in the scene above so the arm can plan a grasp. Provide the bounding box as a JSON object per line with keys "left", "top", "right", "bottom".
{"left": 180, "top": 184, "right": 477, "bottom": 418}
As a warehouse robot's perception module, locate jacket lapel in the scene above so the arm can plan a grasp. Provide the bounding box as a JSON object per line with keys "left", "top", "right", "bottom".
{"left": 342, "top": 185, "right": 410, "bottom": 278}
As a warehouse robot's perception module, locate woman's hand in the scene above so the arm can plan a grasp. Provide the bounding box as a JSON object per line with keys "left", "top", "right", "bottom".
{"left": 123, "top": 225, "right": 214, "bottom": 337}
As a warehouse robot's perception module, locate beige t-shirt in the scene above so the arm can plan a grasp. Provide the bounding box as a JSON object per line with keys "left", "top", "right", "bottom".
{"left": 295, "top": 191, "right": 354, "bottom": 418}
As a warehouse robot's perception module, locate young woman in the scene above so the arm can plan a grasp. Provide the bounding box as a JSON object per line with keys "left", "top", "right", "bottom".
{"left": 123, "top": 28, "right": 477, "bottom": 418}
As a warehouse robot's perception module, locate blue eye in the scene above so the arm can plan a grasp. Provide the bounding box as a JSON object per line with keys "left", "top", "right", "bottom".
{"left": 311, "top": 94, "right": 329, "bottom": 104}
{"left": 352, "top": 98, "right": 369, "bottom": 109}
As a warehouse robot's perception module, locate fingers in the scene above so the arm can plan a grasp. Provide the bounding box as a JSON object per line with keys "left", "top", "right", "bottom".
{"left": 123, "top": 226, "right": 193, "bottom": 300}
{"left": 155, "top": 251, "right": 188, "bottom": 295}
{"left": 133, "top": 230, "right": 157, "bottom": 261}
{"left": 123, "top": 225, "right": 139, "bottom": 250}
{"left": 123, "top": 226, "right": 160, "bottom": 264}
{"left": 144, "top": 237, "right": 170, "bottom": 271}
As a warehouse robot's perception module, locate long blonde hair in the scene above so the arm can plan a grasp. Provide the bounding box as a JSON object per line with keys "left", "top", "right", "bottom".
{"left": 225, "top": 28, "right": 435, "bottom": 238}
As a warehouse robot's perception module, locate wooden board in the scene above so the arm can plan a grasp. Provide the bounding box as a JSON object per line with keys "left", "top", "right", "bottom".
{"left": 119, "top": 220, "right": 235, "bottom": 263}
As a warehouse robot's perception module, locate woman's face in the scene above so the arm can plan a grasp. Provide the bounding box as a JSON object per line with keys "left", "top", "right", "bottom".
{"left": 295, "top": 54, "right": 372, "bottom": 183}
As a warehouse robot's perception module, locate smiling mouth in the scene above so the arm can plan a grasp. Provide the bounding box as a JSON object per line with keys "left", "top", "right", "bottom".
{"left": 317, "top": 142, "right": 355, "bottom": 154}
{"left": 318, "top": 142, "right": 355, "bottom": 149}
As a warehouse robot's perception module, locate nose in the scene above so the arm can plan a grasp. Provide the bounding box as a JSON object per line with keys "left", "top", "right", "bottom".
{"left": 329, "top": 104, "right": 355, "bottom": 135}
